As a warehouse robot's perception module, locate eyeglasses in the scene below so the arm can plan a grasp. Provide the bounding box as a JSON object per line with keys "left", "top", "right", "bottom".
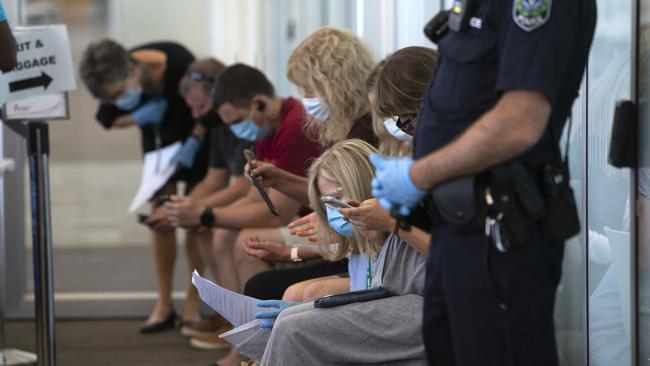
{"left": 187, "top": 70, "right": 214, "bottom": 83}
{"left": 391, "top": 115, "right": 417, "bottom": 136}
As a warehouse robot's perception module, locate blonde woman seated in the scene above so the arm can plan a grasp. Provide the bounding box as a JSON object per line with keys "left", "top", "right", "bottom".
{"left": 257, "top": 139, "right": 427, "bottom": 365}
{"left": 280, "top": 46, "right": 440, "bottom": 303}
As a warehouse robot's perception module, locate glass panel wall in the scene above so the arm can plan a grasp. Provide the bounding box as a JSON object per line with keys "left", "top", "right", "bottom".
{"left": 637, "top": 2, "right": 650, "bottom": 364}
{"left": 587, "top": 0, "right": 633, "bottom": 365}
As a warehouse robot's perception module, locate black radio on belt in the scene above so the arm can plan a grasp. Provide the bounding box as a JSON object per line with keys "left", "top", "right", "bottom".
{"left": 448, "top": 0, "right": 478, "bottom": 32}
{"left": 424, "top": 10, "right": 450, "bottom": 44}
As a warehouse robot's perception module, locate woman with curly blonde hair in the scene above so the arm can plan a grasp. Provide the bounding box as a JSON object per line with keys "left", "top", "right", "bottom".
{"left": 287, "top": 27, "right": 378, "bottom": 148}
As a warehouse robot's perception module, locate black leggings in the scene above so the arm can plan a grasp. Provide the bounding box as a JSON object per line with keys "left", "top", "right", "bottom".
{"left": 243, "top": 259, "right": 349, "bottom": 300}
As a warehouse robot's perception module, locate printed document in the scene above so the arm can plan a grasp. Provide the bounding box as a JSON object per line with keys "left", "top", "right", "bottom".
{"left": 128, "top": 142, "right": 181, "bottom": 212}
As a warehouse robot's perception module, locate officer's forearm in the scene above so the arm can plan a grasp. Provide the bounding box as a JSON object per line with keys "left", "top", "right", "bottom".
{"left": 410, "top": 90, "right": 551, "bottom": 190}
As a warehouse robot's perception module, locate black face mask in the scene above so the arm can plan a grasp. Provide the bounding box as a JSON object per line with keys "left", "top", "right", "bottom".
{"left": 199, "top": 111, "right": 223, "bottom": 128}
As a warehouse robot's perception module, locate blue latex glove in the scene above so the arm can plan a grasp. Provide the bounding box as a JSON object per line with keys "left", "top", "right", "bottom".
{"left": 170, "top": 137, "right": 201, "bottom": 168}
{"left": 255, "top": 300, "right": 301, "bottom": 329}
{"left": 0, "top": 1, "right": 6, "bottom": 22}
{"left": 132, "top": 98, "right": 168, "bottom": 127}
{"left": 369, "top": 153, "right": 426, "bottom": 216}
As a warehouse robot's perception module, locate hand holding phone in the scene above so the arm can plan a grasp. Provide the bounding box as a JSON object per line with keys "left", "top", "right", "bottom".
{"left": 321, "top": 195, "right": 353, "bottom": 209}
{"left": 244, "top": 149, "right": 279, "bottom": 216}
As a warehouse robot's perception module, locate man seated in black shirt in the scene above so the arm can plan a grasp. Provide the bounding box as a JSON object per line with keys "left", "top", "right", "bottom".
{"left": 79, "top": 39, "right": 208, "bottom": 333}
{"left": 175, "top": 59, "right": 254, "bottom": 348}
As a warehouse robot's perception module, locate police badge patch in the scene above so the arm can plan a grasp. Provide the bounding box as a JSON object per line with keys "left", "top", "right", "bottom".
{"left": 513, "top": 0, "right": 552, "bottom": 32}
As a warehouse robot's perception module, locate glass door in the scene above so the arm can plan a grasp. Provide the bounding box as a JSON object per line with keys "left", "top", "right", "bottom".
{"left": 637, "top": 2, "right": 650, "bottom": 364}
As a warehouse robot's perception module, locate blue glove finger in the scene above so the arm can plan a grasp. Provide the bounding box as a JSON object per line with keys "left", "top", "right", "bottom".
{"left": 257, "top": 299, "right": 283, "bottom": 308}
{"left": 173, "top": 137, "right": 201, "bottom": 168}
{"left": 371, "top": 178, "right": 382, "bottom": 190}
{"left": 399, "top": 205, "right": 412, "bottom": 217}
{"left": 369, "top": 153, "right": 388, "bottom": 170}
{"left": 379, "top": 198, "right": 395, "bottom": 211}
{"left": 0, "top": 2, "right": 6, "bottom": 22}
{"left": 371, "top": 188, "right": 383, "bottom": 199}
{"left": 259, "top": 319, "right": 275, "bottom": 329}
{"left": 255, "top": 309, "right": 282, "bottom": 319}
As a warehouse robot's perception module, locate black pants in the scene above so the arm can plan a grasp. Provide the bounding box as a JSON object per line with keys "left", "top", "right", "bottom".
{"left": 243, "top": 259, "right": 348, "bottom": 300}
{"left": 422, "top": 223, "right": 565, "bottom": 366}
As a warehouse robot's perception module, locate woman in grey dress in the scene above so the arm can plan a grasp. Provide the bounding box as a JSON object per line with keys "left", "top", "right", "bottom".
{"left": 260, "top": 139, "right": 428, "bottom": 365}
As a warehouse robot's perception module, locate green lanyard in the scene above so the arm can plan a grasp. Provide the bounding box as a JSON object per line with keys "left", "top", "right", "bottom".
{"left": 366, "top": 257, "right": 372, "bottom": 289}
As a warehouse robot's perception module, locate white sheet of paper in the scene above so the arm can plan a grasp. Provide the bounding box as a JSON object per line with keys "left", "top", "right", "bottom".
{"left": 128, "top": 142, "right": 181, "bottom": 212}
{"left": 191, "top": 271, "right": 262, "bottom": 327}
{"left": 220, "top": 319, "right": 271, "bottom": 360}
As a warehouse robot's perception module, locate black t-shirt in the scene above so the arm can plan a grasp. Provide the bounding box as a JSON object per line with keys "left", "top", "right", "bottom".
{"left": 95, "top": 42, "right": 195, "bottom": 154}
{"left": 206, "top": 114, "right": 254, "bottom": 176}
{"left": 414, "top": 0, "right": 596, "bottom": 167}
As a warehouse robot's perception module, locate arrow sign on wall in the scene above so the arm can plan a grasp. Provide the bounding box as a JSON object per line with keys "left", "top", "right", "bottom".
{"left": 9, "top": 72, "right": 53, "bottom": 93}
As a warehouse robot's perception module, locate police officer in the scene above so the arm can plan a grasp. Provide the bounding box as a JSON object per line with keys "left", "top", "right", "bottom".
{"left": 370, "top": 1, "right": 596, "bottom": 365}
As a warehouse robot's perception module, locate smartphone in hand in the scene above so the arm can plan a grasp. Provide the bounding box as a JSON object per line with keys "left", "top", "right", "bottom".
{"left": 321, "top": 195, "right": 353, "bottom": 209}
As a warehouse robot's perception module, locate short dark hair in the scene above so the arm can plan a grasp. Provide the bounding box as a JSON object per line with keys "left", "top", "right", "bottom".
{"left": 212, "top": 63, "right": 274, "bottom": 109}
{"left": 79, "top": 39, "right": 129, "bottom": 98}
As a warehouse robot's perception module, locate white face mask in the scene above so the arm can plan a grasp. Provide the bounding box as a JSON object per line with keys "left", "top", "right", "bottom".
{"left": 303, "top": 97, "right": 331, "bottom": 122}
{"left": 384, "top": 118, "right": 413, "bottom": 142}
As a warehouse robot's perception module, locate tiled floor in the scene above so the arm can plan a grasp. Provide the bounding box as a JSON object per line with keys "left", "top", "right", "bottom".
{"left": 7, "top": 319, "right": 229, "bottom": 366}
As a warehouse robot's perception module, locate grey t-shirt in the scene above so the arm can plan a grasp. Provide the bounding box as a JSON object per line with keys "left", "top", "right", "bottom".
{"left": 371, "top": 233, "right": 426, "bottom": 296}
{"left": 208, "top": 123, "right": 254, "bottom": 176}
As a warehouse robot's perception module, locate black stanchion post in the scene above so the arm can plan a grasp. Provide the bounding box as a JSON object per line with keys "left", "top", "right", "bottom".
{"left": 26, "top": 121, "right": 56, "bottom": 366}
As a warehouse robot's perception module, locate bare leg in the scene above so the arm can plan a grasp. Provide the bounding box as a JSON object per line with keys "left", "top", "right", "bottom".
{"left": 196, "top": 229, "right": 218, "bottom": 280}
{"left": 216, "top": 348, "right": 244, "bottom": 366}
{"left": 148, "top": 228, "right": 177, "bottom": 323}
{"left": 212, "top": 228, "right": 240, "bottom": 292}
{"left": 302, "top": 277, "right": 350, "bottom": 301}
{"left": 282, "top": 276, "right": 346, "bottom": 301}
{"left": 233, "top": 228, "right": 284, "bottom": 291}
{"left": 182, "top": 231, "right": 203, "bottom": 322}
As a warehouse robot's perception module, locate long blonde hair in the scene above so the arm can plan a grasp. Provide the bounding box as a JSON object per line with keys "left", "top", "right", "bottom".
{"left": 288, "top": 27, "right": 375, "bottom": 146}
{"left": 307, "top": 139, "right": 383, "bottom": 261}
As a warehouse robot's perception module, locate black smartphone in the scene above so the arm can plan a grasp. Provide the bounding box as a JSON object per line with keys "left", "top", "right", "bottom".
{"left": 157, "top": 194, "right": 172, "bottom": 204}
{"left": 137, "top": 213, "right": 149, "bottom": 224}
{"left": 244, "top": 149, "right": 279, "bottom": 216}
{"left": 320, "top": 195, "right": 353, "bottom": 209}
{"left": 313, "top": 287, "right": 390, "bottom": 309}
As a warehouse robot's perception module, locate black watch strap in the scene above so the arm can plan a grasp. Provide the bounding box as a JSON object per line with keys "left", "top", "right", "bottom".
{"left": 199, "top": 207, "right": 215, "bottom": 227}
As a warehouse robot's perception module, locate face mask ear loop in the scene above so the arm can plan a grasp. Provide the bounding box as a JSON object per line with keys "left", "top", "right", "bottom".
{"left": 129, "top": 56, "right": 155, "bottom": 97}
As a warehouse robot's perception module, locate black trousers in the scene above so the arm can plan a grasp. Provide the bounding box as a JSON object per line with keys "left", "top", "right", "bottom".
{"left": 422, "top": 223, "right": 565, "bottom": 366}
{"left": 243, "top": 259, "right": 349, "bottom": 300}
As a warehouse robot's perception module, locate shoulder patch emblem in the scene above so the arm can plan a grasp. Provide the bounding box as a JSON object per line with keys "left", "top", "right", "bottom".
{"left": 513, "top": 0, "right": 552, "bottom": 32}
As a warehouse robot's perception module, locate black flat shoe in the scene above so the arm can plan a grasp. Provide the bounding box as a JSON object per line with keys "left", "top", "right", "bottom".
{"left": 140, "top": 311, "right": 177, "bottom": 334}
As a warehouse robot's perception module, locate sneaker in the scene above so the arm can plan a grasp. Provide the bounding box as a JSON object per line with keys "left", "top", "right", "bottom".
{"left": 181, "top": 315, "right": 229, "bottom": 338}
{"left": 189, "top": 329, "right": 232, "bottom": 351}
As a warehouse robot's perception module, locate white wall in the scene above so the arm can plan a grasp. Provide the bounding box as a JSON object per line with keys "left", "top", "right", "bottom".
{"left": 110, "top": 0, "right": 212, "bottom": 58}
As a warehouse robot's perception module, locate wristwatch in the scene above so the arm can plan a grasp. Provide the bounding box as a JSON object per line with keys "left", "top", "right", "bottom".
{"left": 199, "top": 207, "right": 216, "bottom": 227}
{"left": 290, "top": 246, "right": 302, "bottom": 263}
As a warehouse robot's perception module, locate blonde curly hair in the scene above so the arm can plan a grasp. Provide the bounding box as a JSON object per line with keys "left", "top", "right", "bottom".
{"left": 288, "top": 27, "right": 375, "bottom": 146}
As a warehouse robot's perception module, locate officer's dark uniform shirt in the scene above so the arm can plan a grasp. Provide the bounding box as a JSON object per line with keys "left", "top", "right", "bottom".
{"left": 94, "top": 42, "right": 208, "bottom": 183}
{"left": 414, "top": 0, "right": 597, "bottom": 167}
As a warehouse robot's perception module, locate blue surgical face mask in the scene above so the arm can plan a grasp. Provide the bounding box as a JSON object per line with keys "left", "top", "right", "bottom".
{"left": 229, "top": 114, "right": 270, "bottom": 142}
{"left": 326, "top": 204, "right": 354, "bottom": 238}
{"left": 114, "top": 86, "right": 143, "bottom": 111}
{"left": 384, "top": 118, "right": 413, "bottom": 142}
{"left": 303, "top": 97, "right": 330, "bottom": 122}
